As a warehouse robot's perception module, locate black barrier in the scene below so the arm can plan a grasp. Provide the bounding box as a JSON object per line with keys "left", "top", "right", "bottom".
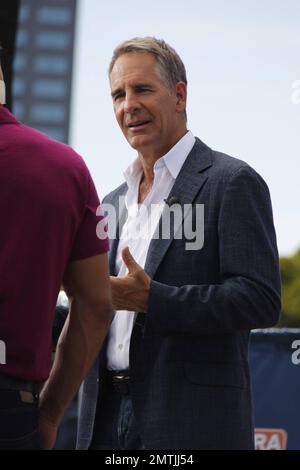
{"left": 249, "top": 328, "right": 300, "bottom": 450}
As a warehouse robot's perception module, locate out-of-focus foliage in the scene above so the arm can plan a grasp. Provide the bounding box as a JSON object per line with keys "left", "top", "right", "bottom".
{"left": 278, "top": 250, "right": 300, "bottom": 327}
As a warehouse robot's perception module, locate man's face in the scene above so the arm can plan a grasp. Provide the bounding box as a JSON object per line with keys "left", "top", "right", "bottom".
{"left": 110, "top": 52, "right": 186, "bottom": 157}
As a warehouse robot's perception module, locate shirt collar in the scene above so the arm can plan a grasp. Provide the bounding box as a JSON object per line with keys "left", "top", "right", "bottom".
{"left": 160, "top": 130, "right": 195, "bottom": 179}
{"left": 124, "top": 130, "right": 196, "bottom": 186}
{"left": 124, "top": 155, "right": 143, "bottom": 188}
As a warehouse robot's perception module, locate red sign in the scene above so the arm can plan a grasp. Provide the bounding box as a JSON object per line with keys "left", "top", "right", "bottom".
{"left": 255, "top": 428, "right": 288, "bottom": 450}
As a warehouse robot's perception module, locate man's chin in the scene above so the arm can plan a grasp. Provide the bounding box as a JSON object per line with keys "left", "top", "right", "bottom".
{"left": 126, "top": 135, "right": 151, "bottom": 151}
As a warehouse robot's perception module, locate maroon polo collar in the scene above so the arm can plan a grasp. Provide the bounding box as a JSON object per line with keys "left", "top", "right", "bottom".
{"left": 0, "top": 106, "right": 19, "bottom": 125}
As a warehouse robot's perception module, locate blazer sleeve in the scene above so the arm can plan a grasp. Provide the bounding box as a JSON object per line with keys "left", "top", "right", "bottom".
{"left": 145, "top": 166, "right": 281, "bottom": 335}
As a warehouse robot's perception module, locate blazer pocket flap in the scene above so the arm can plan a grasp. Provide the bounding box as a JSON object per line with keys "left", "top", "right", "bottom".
{"left": 184, "top": 362, "right": 247, "bottom": 389}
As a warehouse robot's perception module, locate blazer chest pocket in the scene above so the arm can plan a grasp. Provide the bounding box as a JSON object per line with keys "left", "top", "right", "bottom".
{"left": 184, "top": 361, "right": 247, "bottom": 389}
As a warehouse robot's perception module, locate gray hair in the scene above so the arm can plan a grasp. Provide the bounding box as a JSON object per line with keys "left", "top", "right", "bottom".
{"left": 109, "top": 37, "right": 187, "bottom": 121}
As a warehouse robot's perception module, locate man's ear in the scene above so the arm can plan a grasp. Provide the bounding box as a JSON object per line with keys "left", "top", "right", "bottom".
{"left": 175, "top": 81, "right": 187, "bottom": 112}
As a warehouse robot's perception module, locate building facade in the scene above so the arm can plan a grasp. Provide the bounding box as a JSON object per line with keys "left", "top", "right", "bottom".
{"left": 12, "top": 0, "right": 77, "bottom": 143}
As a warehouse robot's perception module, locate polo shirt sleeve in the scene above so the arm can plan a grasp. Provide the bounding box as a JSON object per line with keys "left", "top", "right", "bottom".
{"left": 69, "top": 172, "right": 109, "bottom": 262}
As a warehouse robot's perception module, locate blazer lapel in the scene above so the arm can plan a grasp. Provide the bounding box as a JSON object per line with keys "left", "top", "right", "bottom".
{"left": 107, "top": 186, "right": 128, "bottom": 276}
{"left": 144, "top": 138, "right": 213, "bottom": 279}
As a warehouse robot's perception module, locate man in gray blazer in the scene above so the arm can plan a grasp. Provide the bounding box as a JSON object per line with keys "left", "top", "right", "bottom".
{"left": 77, "top": 37, "right": 281, "bottom": 450}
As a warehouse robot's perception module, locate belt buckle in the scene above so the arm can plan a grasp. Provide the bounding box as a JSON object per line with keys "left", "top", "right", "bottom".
{"left": 19, "top": 390, "right": 35, "bottom": 404}
{"left": 112, "top": 372, "right": 130, "bottom": 394}
{"left": 19, "top": 383, "right": 41, "bottom": 403}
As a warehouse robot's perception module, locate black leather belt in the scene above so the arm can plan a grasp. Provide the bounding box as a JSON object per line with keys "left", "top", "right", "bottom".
{"left": 0, "top": 374, "right": 42, "bottom": 401}
{"left": 105, "top": 370, "right": 130, "bottom": 395}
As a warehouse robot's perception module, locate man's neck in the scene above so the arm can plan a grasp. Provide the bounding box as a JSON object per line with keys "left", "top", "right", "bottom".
{"left": 138, "top": 128, "right": 188, "bottom": 183}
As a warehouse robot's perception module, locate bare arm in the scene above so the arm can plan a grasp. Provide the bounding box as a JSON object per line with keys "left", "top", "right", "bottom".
{"left": 39, "top": 253, "right": 112, "bottom": 448}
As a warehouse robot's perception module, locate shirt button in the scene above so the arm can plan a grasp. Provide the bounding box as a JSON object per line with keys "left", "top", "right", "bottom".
{"left": 118, "top": 344, "right": 123, "bottom": 350}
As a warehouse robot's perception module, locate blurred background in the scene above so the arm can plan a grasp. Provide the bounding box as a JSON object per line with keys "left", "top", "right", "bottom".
{"left": 1, "top": 0, "right": 300, "bottom": 328}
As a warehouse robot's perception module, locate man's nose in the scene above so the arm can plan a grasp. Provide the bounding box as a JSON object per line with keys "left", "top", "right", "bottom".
{"left": 123, "top": 93, "right": 140, "bottom": 113}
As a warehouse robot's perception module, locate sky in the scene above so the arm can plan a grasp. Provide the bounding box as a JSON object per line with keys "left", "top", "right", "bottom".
{"left": 70, "top": 0, "right": 300, "bottom": 257}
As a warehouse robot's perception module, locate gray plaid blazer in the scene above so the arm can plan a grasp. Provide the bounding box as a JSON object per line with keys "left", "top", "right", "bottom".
{"left": 77, "top": 138, "right": 281, "bottom": 450}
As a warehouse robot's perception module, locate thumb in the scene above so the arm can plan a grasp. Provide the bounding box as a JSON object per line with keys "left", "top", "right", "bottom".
{"left": 122, "top": 246, "right": 140, "bottom": 273}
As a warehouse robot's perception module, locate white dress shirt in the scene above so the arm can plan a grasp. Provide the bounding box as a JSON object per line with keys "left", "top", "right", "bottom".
{"left": 106, "top": 131, "right": 196, "bottom": 371}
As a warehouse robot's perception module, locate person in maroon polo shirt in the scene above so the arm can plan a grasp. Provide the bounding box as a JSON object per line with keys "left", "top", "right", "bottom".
{"left": 0, "top": 60, "right": 112, "bottom": 449}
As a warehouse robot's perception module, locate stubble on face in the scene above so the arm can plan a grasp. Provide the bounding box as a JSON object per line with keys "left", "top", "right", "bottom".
{"left": 110, "top": 53, "right": 187, "bottom": 162}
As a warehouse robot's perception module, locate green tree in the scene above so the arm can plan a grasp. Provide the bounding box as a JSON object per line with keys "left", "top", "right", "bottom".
{"left": 278, "top": 249, "right": 300, "bottom": 327}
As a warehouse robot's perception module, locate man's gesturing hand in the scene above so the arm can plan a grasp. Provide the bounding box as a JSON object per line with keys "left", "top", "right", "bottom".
{"left": 110, "top": 247, "right": 150, "bottom": 312}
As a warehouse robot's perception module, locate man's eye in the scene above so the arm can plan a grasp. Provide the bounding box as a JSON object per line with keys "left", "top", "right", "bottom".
{"left": 113, "top": 92, "right": 125, "bottom": 101}
{"left": 135, "top": 87, "right": 152, "bottom": 93}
